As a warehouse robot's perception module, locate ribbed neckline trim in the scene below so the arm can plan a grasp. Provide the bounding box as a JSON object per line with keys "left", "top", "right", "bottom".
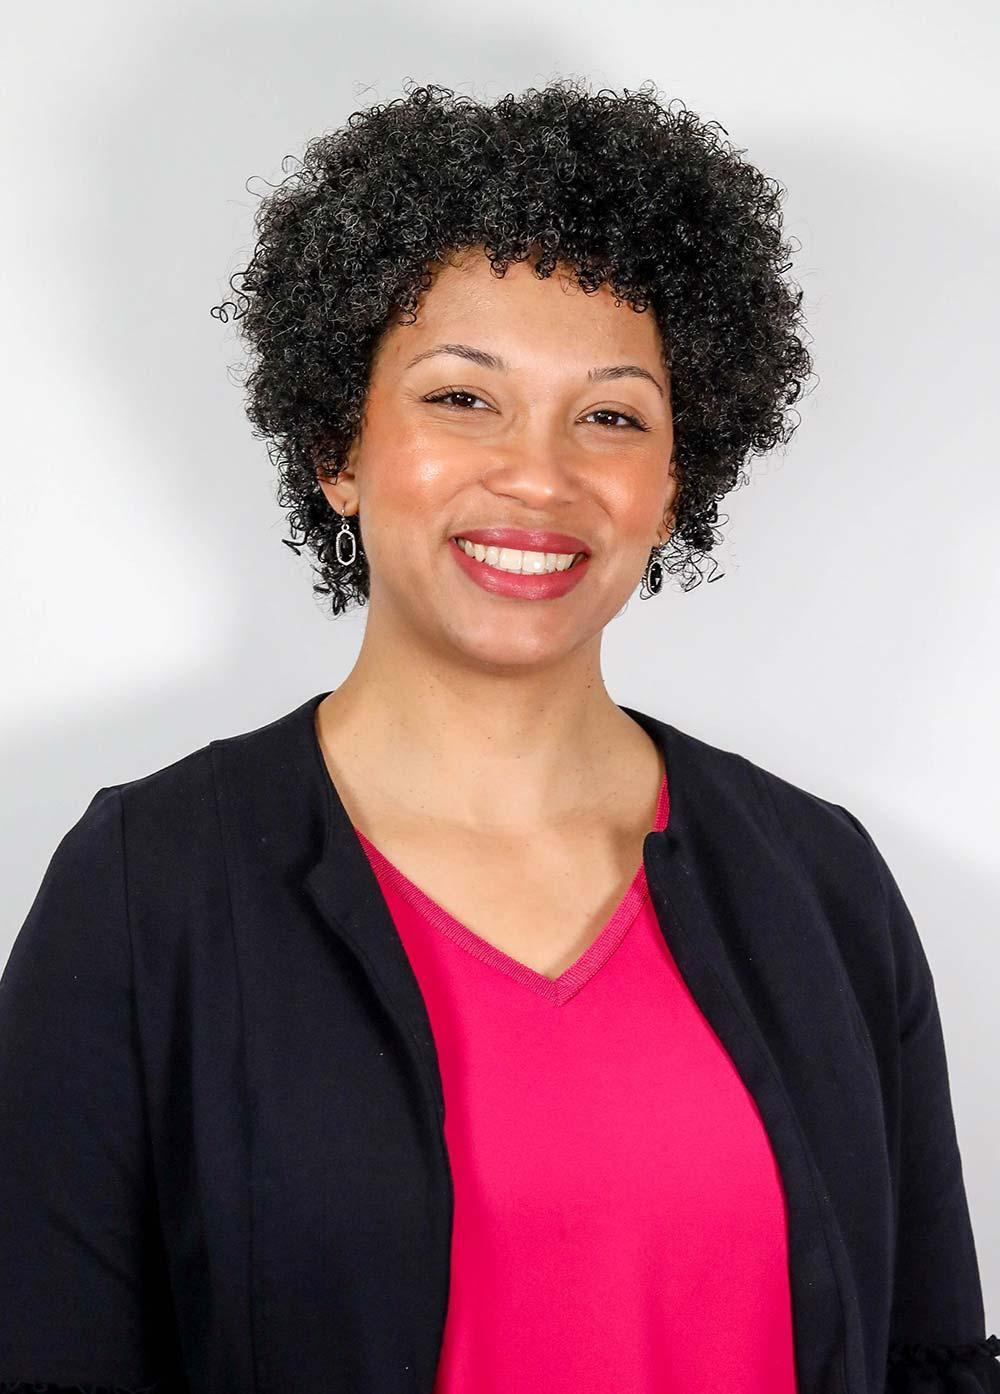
{"left": 354, "top": 769, "right": 670, "bottom": 1007}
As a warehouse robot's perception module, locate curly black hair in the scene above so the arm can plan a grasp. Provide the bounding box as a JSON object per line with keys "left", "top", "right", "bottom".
{"left": 211, "top": 76, "right": 815, "bottom": 616}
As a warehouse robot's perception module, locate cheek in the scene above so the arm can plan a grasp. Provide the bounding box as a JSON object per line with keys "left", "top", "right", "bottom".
{"left": 358, "top": 447, "right": 462, "bottom": 574}
{"left": 601, "top": 468, "right": 672, "bottom": 542}
{"left": 363, "top": 439, "right": 456, "bottom": 523}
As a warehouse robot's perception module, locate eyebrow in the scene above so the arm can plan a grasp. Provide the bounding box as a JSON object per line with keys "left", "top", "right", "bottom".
{"left": 403, "top": 342, "right": 666, "bottom": 398}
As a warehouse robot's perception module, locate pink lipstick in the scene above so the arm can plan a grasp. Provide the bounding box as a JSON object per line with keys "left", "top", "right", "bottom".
{"left": 449, "top": 533, "right": 591, "bottom": 601}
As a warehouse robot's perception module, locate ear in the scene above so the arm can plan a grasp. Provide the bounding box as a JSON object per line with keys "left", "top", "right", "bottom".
{"left": 314, "top": 443, "right": 360, "bottom": 517}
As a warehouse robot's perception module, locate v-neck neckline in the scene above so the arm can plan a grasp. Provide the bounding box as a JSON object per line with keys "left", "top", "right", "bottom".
{"left": 351, "top": 770, "right": 670, "bottom": 1006}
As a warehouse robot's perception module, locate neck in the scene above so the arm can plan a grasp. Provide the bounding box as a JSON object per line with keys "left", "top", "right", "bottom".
{"left": 316, "top": 622, "right": 658, "bottom": 834}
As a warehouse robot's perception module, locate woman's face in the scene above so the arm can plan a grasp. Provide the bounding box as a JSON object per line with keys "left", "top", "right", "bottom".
{"left": 319, "top": 244, "right": 678, "bottom": 671}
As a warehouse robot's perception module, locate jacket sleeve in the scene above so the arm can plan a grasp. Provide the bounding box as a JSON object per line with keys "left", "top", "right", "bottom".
{"left": 0, "top": 786, "right": 186, "bottom": 1393}
{"left": 835, "top": 804, "right": 1000, "bottom": 1393}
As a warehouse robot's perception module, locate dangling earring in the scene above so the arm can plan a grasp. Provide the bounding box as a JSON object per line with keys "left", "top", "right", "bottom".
{"left": 334, "top": 509, "right": 357, "bottom": 567}
{"left": 639, "top": 547, "right": 664, "bottom": 599}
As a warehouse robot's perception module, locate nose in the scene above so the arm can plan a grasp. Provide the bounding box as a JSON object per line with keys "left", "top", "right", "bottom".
{"left": 479, "top": 430, "right": 584, "bottom": 510}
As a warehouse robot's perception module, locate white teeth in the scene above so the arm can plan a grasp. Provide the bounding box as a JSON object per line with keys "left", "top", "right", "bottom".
{"left": 454, "top": 538, "right": 583, "bottom": 574}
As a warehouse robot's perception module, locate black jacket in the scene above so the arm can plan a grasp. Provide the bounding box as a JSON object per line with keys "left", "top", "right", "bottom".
{"left": 1, "top": 691, "right": 997, "bottom": 1394}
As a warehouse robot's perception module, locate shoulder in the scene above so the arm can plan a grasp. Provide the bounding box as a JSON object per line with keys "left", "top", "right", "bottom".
{"left": 636, "top": 705, "right": 870, "bottom": 854}
{"left": 638, "top": 707, "right": 888, "bottom": 917}
{"left": 92, "top": 695, "right": 313, "bottom": 839}
{"left": 8, "top": 742, "right": 219, "bottom": 990}
{"left": 24, "top": 697, "right": 313, "bottom": 946}
{"left": 650, "top": 713, "right": 908, "bottom": 1025}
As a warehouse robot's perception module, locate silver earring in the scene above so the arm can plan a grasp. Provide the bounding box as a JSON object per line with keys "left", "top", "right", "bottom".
{"left": 334, "top": 510, "right": 357, "bottom": 567}
{"left": 639, "top": 548, "right": 664, "bottom": 599}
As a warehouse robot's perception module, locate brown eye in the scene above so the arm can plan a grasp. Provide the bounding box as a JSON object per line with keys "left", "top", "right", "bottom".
{"left": 584, "top": 408, "right": 648, "bottom": 431}
{"left": 423, "top": 389, "right": 490, "bottom": 410}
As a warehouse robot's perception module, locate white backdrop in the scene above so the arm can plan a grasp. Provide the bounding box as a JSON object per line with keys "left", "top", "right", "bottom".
{"left": 3, "top": 0, "right": 998, "bottom": 1313}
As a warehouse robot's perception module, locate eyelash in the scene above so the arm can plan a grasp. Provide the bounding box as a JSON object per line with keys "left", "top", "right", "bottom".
{"left": 422, "top": 388, "right": 650, "bottom": 432}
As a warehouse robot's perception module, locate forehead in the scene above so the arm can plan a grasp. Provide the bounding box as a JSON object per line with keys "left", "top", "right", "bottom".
{"left": 378, "top": 246, "right": 667, "bottom": 373}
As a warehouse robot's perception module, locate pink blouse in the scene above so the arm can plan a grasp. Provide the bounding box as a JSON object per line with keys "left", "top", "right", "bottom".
{"left": 354, "top": 768, "right": 798, "bottom": 1393}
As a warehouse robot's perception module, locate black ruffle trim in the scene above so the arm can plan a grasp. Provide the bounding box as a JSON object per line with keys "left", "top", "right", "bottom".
{"left": 0, "top": 1381, "right": 180, "bottom": 1393}
{"left": 887, "top": 1334, "right": 1000, "bottom": 1392}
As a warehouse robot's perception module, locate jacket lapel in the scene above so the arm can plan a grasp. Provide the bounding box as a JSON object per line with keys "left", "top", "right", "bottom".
{"left": 302, "top": 723, "right": 447, "bottom": 1131}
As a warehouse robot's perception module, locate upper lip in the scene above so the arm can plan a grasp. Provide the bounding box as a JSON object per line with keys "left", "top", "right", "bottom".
{"left": 451, "top": 527, "right": 591, "bottom": 556}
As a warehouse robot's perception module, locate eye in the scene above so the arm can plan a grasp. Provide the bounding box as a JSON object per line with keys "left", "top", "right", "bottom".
{"left": 584, "top": 408, "right": 649, "bottom": 432}
{"left": 422, "top": 388, "right": 491, "bottom": 411}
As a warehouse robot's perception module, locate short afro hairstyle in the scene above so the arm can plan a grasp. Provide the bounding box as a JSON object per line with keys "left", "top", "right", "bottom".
{"left": 211, "top": 77, "right": 814, "bottom": 616}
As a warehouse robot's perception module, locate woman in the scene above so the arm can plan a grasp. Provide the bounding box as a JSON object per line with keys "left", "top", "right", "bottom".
{"left": 1, "top": 79, "right": 996, "bottom": 1394}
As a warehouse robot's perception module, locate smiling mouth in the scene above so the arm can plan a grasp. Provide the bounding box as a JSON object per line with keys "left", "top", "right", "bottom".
{"left": 451, "top": 536, "right": 588, "bottom": 575}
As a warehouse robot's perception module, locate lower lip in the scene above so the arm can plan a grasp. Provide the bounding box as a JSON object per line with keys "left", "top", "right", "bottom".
{"left": 449, "top": 539, "right": 591, "bottom": 599}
